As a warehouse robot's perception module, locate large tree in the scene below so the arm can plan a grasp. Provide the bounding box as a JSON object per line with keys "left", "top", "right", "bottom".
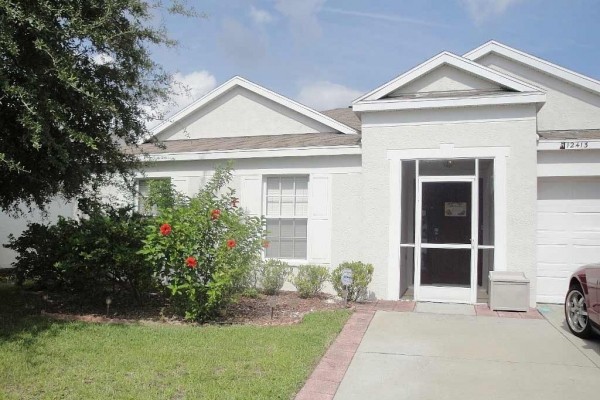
{"left": 0, "top": 0, "right": 187, "bottom": 212}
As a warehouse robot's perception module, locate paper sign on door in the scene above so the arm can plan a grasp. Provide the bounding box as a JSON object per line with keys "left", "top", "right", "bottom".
{"left": 444, "top": 202, "right": 467, "bottom": 217}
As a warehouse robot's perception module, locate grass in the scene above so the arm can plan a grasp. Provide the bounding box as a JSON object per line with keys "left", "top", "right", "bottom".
{"left": 0, "top": 284, "right": 350, "bottom": 399}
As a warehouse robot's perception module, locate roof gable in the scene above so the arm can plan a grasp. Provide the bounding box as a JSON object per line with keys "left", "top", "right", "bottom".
{"left": 465, "top": 41, "right": 600, "bottom": 131}
{"left": 464, "top": 41, "right": 600, "bottom": 96}
{"left": 353, "top": 52, "right": 543, "bottom": 104}
{"left": 145, "top": 76, "right": 356, "bottom": 143}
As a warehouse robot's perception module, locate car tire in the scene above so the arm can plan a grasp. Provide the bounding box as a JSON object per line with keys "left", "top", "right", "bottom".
{"left": 564, "top": 284, "right": 593, "bottom": 339}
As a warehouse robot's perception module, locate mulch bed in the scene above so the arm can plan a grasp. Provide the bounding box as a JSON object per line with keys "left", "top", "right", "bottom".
{"left": 31, "top": 290, "right": 347, "bottom": 326}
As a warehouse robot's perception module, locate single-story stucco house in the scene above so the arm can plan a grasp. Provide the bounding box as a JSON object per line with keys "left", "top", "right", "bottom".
{"left": 2, "top": 41, "right": 600, "bottom": 307}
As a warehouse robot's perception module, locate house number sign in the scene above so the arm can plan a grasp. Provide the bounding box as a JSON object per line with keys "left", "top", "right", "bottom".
{"left": 560, "top": 141, "right": 589, "bottom": 150}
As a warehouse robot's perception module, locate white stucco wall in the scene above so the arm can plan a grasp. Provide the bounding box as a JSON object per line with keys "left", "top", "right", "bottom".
{"left": 331, "top": 173, "right": 364, "bottom": 268}
{"left": 360, "top": 104, "right": 539, "bottom": 306}
{"left": 158, "top": 86, "right": 335, "bottom": 141}
{"left": 0, "top": 200, "right": 75, "bottom": 269}
{"left": 476, "top": 53, "right": 600, "bottom": 131}
{"left": 390, "top": 64, "right": 503, "bottom": 96}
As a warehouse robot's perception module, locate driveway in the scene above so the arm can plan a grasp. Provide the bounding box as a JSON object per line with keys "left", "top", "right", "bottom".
{"left": 335, "top": 303, "right": 600, "bottom": 400}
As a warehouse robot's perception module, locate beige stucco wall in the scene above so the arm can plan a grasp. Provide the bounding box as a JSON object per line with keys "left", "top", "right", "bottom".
{"left": 476, "top": 53, "right": 600, "bottom": 131}
{"left": 360, "top": 104, "right": 539, "bottom": 306}
{"left": 158, "top": 86, "right": 335, "bottom": 141}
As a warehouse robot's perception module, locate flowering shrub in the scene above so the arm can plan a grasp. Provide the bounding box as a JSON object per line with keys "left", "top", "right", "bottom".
{"left": 292, "top": 265, "right": 330, "bottom": 298}
{"left": 139, "top": 165, "right": 265, "bottom": 321}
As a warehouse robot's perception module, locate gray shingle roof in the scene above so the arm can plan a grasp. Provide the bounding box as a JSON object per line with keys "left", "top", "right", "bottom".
{"left": 133, "top": 132, "right": 360, "bottom": 154}
{"left": 538, "top": 129, "right": 600, "bottom": 140}
{"left": 321, "top": 108, "right": 362, "bottom": 132}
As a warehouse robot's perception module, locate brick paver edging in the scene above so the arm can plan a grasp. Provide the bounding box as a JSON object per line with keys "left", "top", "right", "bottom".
{"left": 294, "top": 310, "right": 374, "bottom": 400}
{"left": 294, "top": 301, "right": 416, "bottom": 400}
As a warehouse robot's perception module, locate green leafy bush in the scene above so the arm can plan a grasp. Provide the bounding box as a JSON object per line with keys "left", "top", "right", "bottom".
{"left": 292, "top": 265, "right": 329, "bottom": 298}
{"left": 5, "top": 199, "right": 152, "bottom": 300}
{"left": 139, "top": 165, "right": 265, "bottom": 321}
{"left": 257, "top": 259, "right": 291, "bottom": 295}
{"left": 331, "top": 261, "right": 374, "bottom": 302}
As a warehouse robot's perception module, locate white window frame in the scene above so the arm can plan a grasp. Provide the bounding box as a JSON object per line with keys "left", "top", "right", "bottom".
{"left": 263, "top": 175, "right": 309, "bottom": 262}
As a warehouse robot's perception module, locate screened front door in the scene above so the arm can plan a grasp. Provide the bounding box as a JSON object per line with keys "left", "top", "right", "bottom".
{"left": 415, "top": 177, "right": 477, "bottom": 303}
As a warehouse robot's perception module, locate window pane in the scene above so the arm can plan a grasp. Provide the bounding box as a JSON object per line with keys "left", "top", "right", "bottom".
{"left": 478, "top": 159, "right": 494, "bottom": 246}
{"left": 266, "top": 239, "right": 279, "bottom": 258}
{"left": 420, "top": 248, "right": 471, "bottom": 286}
{"left": 401, "top": 161, "right": 416, "bottom": 244}
{"left": 280, "top": 196, "right": 294, "bottom": 216}
{"left": 295, "top": 196, "right": 308, "bottom": 217}
{"left": 295, "top": 178, "right": 308, "bottom": 196}
{"left": 267, "top": 177, "right": 280, "bottom": 196}
{"left": 294, "top": 239, "right": 307, "bottom": 259}
{"left": 294, "top": 219, "right": 307, "bottom": 238}
{"left": 280, "top": 219, "right": 294, "bottom": 237}
{"left": 280, "top": 238, "right": 294, "bottom": 258}
{"left": 281, "top": 177, "right": 294, "bottom": 196}
{"left": 419, "top": 159, "right": 475, "bottom": 176}
{"left": 266, "top": 196, "right": 279, "bottom": 215}
{"left": 266, "top": 219, "right": 280, "bottom": 237}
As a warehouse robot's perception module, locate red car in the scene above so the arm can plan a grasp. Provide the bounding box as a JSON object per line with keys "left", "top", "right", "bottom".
{"left": 565, "top": 264, "right": 600, "bottom": 338}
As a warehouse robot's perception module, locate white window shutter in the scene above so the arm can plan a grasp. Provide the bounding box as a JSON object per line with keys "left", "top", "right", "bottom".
{"left": 308, "top": 174, "right": 331, "bottom": 263}
{"left": 240, "top": 176, "right": 262, "bottom": 217}
{"left": 171, "top": 177, "right": 189, "bottom": 196}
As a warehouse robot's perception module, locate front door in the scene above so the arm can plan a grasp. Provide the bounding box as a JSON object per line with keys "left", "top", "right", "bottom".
{"left": 415, "top": 177, "right": 477, "bottom": 303}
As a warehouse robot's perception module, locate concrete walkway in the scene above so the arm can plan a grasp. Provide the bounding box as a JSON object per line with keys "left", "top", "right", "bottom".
{"left": 334, "top": 304, "right": 600, "bottom": 400}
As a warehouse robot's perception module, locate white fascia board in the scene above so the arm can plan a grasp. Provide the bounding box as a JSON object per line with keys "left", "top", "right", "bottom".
{"left": 139, "top": 145, "right": 362, "bottom": 162}
{"left": 353, "top": 51, "right": 543, "bottom": 103}
{"left": 464, "top": 41, "right": 600, "bottom": 95}
{"left": 353, "top": 91, "right": 546, "bottom": 112}
{"left": 537, "top": 139, "right": 600, "bottom": 151}
{"left": 141, "top": 76, "right": 357, "bottom": 144}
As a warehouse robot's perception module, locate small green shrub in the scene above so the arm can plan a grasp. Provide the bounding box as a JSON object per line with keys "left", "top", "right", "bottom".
{"left": 331, "top": 261, "right": 374, "bottom": 302}
{"left": 257, "top": 259, "right": 291, "bottom": 295}
{"left": 292, "top": 265, "right": 329, "bottom": 298}
{"left": 241, "top": 287, "right": 260, "bottom": 298}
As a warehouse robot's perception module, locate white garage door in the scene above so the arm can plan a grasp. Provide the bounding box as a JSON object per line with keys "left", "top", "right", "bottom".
{"left": 537, "top": 177, "right": 600, "bottom": 303}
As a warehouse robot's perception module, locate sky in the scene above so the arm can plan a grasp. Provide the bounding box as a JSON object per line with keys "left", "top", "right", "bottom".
{"left": 150, "top": 0, "right": 600, "bottom": 114}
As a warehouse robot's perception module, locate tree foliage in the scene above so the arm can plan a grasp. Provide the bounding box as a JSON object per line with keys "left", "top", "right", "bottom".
{"left": 0, "top": 0, "right": 188, "bottom": 212}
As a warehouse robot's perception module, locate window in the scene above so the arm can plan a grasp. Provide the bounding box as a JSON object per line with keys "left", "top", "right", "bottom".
{"left": 265, "top": 176, "right": 308, "bottom": 259}
{"left": 137, "top": 178, "right": 170, "bottom": 215}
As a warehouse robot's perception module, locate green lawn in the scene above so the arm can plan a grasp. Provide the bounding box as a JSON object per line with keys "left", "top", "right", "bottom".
{"left": 0, "top": 284, "right": 350, "bottom": 399}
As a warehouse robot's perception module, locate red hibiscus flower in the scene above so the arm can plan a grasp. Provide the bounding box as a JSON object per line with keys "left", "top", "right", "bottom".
{"left": 160, "top": 223, "right": 172, "bottom": 236}
{"left": 185, "top": 256, "right": 198, "bottom": 269}
{"left": 210, "top": 209, "right": 221, "bottom": 220}
{"left": 226, "top": 239, "right": 236, "bottom": 249}
{"left": 262, "top": 240, "right": 270, "bottom": 248}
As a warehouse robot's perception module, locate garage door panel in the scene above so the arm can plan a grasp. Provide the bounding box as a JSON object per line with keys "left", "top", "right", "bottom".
{"left": 571, "top": 244, "right": 600, "bottom": 263}
{"left": 537, "top": 177, "right": 600, "bottom": 304}
{"left": 537, "top": 212, "right": 569, "bottom": 231}
{"left": 537, "top": 263, "right": 573, "bottom": 278}
{"left": 537, "top": 244, "right": 570, "bottom": 263}
{"left": 537, "top": 276, "right": 569, "bottom": 300}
